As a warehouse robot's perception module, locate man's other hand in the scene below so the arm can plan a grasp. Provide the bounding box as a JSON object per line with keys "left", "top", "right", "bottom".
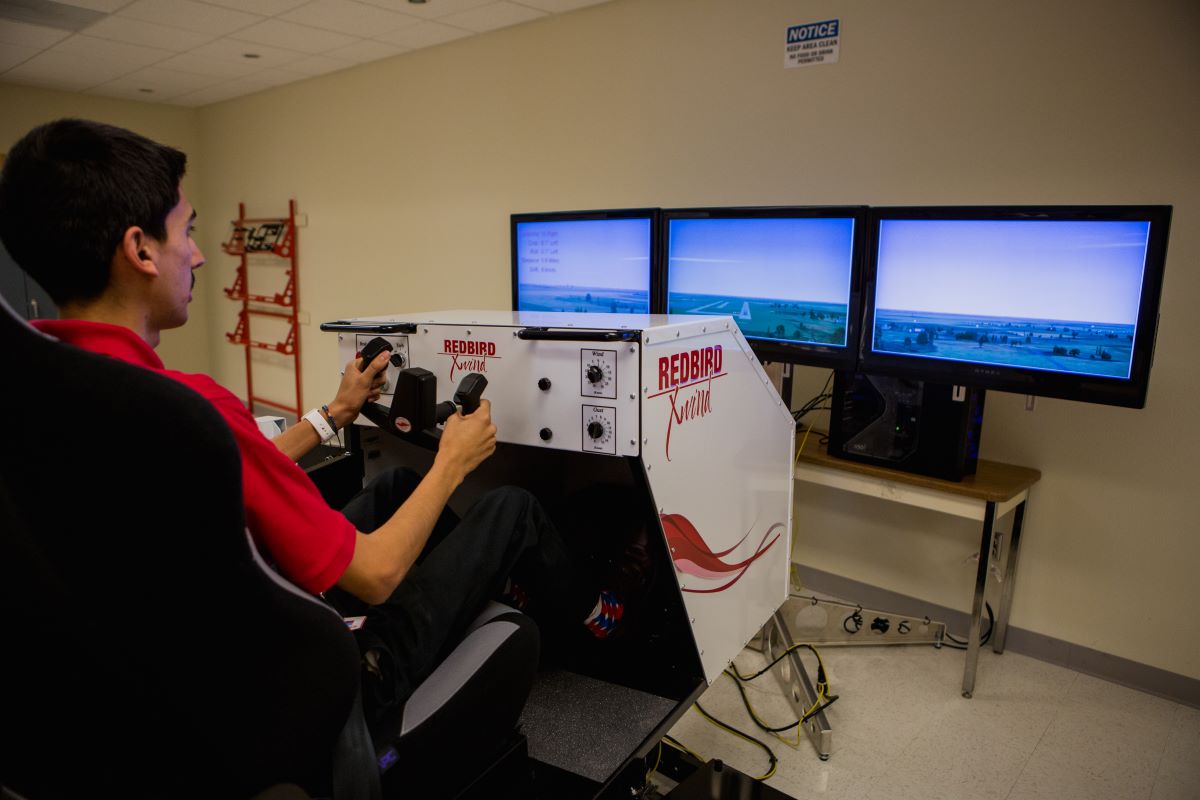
{"left": 436, "top": 398, "right": 497, "bottom": 483}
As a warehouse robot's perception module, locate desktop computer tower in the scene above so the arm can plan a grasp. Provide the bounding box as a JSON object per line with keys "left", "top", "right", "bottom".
{"left": 827, "top": 371, "right": 985, "bottom": 481}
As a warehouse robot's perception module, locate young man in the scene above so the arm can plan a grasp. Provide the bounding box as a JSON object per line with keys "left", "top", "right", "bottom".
{"left": 0, "top": 119, "right": 640, "bottom": 712}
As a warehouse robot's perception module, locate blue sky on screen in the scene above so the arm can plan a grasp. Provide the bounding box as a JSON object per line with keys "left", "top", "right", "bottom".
{"left": 516, "top": 218, "right": 650, "bottom": 290}
{"left": 667, "top": 217, "right": 855, "bottom": 303}
{"left": 875, "top": 220, "right": 1151, "bottom": 324}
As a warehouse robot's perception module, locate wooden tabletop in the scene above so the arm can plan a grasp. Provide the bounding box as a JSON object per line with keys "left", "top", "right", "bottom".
{"left": 795, "top": 430, "right": 1041, "bottom": 504}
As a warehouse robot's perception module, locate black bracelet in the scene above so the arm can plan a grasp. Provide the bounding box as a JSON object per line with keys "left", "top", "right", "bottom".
{"left": 321, "top": 404, "right": 338, "bottom": 433}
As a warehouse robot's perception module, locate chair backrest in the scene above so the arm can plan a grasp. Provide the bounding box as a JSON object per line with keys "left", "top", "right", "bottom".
{"left": 0, "top": 299, "right": 361, "bottom": 798}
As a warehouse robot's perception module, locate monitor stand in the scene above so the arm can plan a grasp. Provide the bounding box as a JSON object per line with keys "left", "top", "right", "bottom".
{"left": 827, "top": 371, "right": 985, "bottom": 481}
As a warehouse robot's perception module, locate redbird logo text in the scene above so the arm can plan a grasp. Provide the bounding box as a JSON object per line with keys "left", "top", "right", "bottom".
{"left": 652, "top": 345, "right": 725, "bottom": 461}
{"left": 440, "top": 339, "right": 499, "bottom": 380}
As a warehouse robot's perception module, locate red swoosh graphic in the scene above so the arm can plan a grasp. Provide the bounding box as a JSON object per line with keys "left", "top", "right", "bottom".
{"left": 661, "top": 514, "right": 782, "bottom": 594}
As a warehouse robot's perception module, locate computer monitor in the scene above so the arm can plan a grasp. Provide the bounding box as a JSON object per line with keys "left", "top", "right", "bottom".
{"left": 859, "top": 206, "right": 1172, "bottom": 408}
{"left": 511, "top": 209, "right": 658, "bottom": 313}
{"left": 663, "top": 207, "right": 866, "bottom": 368}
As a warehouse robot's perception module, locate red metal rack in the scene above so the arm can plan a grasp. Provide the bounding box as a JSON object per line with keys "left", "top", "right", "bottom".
{"left": 222, "top": 200, "right": 303, "bottom": 420}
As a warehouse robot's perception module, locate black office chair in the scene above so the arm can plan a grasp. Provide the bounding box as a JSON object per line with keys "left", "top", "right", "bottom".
{"left": 0, "top": 295, "right": 538, "bottom": 799}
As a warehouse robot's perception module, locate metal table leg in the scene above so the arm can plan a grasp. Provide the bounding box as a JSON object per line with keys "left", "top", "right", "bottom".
{"left": 991, "top": 500, "right": 1026, "bottom": 654}
{"left": 962, "top": 501, "right": 996, "bottom": 698}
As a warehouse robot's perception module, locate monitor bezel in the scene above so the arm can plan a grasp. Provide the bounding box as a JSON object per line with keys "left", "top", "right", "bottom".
{"left": 510, "top": 208, "right": 661, "bottom": 314}
{"left": 660, "top": 205, "right": 868, "bottom": 369}
{"left": 859, "top": 205, "right": 1172, "bottom": 409}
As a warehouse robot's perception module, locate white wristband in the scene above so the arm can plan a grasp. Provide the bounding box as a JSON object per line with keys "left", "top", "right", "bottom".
{"left": 303, "top": 408, "right": 336, "bottom": 443}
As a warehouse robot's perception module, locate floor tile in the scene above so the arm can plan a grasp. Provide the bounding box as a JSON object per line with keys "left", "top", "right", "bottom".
{"left": 1156, "top": 705, "right": 1200, "bottom": 788}
{"left": 660, "top": 637, "right": 1194, "bottom": 800}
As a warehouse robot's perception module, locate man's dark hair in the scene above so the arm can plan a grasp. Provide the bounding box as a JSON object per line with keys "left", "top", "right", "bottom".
{"left": 0, "top": 118, "right": 187, "bottom": 305}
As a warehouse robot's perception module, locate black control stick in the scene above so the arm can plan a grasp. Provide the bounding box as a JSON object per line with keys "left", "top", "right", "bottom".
{"left": 435, "top": 373, "right": 488, "bottom": 423}
{"left": 357, "top": 336, "right": 394, "bottom": 370}
{"left": 355, "top": 336, "right": 395, "bottom": 430}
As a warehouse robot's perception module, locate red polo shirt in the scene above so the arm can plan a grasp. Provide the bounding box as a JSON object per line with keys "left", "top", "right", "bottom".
{"left": 34, "top": 319, "right": 356, "bottom": 594}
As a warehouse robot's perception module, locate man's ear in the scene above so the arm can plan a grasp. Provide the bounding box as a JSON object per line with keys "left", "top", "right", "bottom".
{"left": 119, "top": 226, "right": 159, "bottom": 277}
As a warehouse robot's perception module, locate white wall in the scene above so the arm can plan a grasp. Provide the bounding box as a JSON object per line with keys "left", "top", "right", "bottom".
{"left": 4, "top": 0, "right": 1198, "bottom": 679}
{"left": 0, "top": 84, "right": 207, "bottom": 373}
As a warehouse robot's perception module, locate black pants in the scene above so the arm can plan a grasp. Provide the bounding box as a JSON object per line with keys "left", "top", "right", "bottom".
{"left": 328, "top": 468, "right": 594, "bottom": 706}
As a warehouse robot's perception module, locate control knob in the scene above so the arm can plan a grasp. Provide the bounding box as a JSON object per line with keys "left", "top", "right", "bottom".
{"left": 587, "top": 421, "right": 606, "bottom": 440}
{"left": 586, "top": 365, "right": 604, "bottom": 384}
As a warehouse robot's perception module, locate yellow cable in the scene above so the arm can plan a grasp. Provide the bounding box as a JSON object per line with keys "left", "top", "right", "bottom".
{"left": 691, "top": 704, "right": 778, "bottom": 781}
{"left": 645, "top": 741, "right": 663, "bottom": 781}
{"left": 661, "top": 735, "right": 705, "bottom": 765}
{"left": 796, "top": 424, "right": 814, "bottom": 465}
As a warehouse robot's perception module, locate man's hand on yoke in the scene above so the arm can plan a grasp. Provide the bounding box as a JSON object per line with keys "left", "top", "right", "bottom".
{"left": 436, "top": 399, "right": 497, "bottom": 484}
{"left": 328, "top": 351, "right": 389, "bottom": 428}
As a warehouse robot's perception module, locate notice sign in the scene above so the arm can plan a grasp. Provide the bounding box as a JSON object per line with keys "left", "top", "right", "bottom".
{"left": 785, "top": 19, "right": 840, "bottom": 68}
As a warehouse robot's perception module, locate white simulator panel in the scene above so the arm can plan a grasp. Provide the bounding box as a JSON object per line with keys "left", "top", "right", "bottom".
{"left": 328, "top": 310, "right": 795, "bottom": 685}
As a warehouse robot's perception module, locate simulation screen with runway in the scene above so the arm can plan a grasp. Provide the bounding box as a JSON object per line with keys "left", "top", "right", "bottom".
{"left": 666, "top": 216, "right": 856, "bottom": 347}
{"left": 870, "top": 219, "right": 1153, "bottom": 380}
{"left": 514, "top": 218, "right": 652, "bottom": 314}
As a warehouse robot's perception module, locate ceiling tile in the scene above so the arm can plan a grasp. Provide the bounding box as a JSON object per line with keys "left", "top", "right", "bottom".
{"left": 321, "top": 38, "right": 407, "bottom": 63}
{"left": 156, "top": 50, "right": 257, "bottom": 77}
{"left": 286, "top": 53, "right": 357, "bottom": 76}
{"left": 512, "top": 0, "right": 610, "bottom": 11}
{"left": 438, "top": 1, "right": 544, "bottom": 33}
{"left": 1, "top": 72, "right": 96, "bottom": 92}
{"left": 281, "top": 0, "right": 421, "bottom": 38}
{"left": 100, "top": 65, "right": 225, "bottom": 93}
{"left": 169, "top": 82, "right": 248, "bottom": 106}
{"left": 235, "top": 67, "right": 309, "bottom": 89}
{"left": 359, "top": 0, "right": 493, "bottom": 20}
{"left": 189, "top": 36, "right": 305, "bottom": 67}
{"left": 0, "top": 43, "right": 41, "bottom": 72}
{"left": 229, "top": 18, "right": 357, "bottom": 54}
{"left": 118, "top": 0, "right": 263, "bottom": 36}
{"left": 80, "top": 15, "right": 218, "bottom": 51}
{"left": 5, "top": 49, "right": 132, "bottom": 88}
{"left": 54, "top": 0, "right": 135, "bottom": 11}
{"left": 0, "top": 19, "right": 72, "bottom": 48}
{"left": 198, "top": 0, "right": 311, "bottom": 15}
{"left": 373, "top": 20, "right": 470, "bottom": 49}
{"left": 51, "top": 33, "right": 176, "bottom": 69}
{"left": 87, "top": 82, "right": 190, "bottom": 101}
{"left": 0, "top": 1, "right": 105, "bottom": 30}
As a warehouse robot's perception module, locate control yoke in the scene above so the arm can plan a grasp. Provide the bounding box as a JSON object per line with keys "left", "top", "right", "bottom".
{"left": 356, "top": 336, "right": 487, "bottom": 447}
